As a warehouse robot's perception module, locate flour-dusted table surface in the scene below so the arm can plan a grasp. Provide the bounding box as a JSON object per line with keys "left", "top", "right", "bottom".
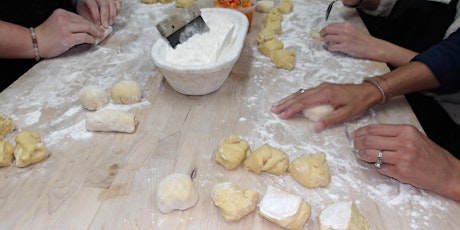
{"left": 1, "top": 0, "right": 459, "bottom": 229}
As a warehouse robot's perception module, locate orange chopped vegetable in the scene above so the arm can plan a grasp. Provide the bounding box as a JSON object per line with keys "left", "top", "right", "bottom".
{"left": 214, "top": 0, "right": 253, "bottom": 8}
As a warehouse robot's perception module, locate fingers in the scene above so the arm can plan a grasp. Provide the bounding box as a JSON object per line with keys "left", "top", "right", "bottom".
{"left": 271, "top": 86, "right": 330, "bottom": 119}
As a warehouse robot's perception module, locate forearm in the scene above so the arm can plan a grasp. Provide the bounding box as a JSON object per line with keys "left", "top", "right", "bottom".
{"left": 367, "top": 37, "right": 418, "bottom": 67}
{"left": 0, "top": 21, "right": 36, "bottom": 59}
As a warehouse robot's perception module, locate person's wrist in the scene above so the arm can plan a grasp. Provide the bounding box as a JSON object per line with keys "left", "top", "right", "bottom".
{"left": 361, "top": 77, "right": 388, "bottom": 105}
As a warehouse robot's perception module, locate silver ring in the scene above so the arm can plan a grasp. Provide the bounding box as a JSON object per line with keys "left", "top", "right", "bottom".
{"left": 374, "top": 150, "right": 383, "bottom": 168}
{"left": 299, "top": 88, "right": 305, "bottom": 94}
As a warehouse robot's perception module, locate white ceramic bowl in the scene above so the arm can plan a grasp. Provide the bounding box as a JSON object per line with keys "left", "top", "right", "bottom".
{"left": 151, "top": 8, "right": 249, "bottom": 95}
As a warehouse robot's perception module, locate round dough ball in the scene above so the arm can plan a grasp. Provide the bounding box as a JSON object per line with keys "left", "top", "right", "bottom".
{"left": 244, "top": 144, "right": 289, "bottom": 175}
{"left": 79, "top": 85, "right": 108, "bottom": 111}
{"left": 302, "top": 104, "right": 334, "bottom": 122}
{"left": 289, "top": 152, "right": 331, "bottom": 188}
{"left": 319, "top": 201, "right": 369, "bottom": 230}
{"left": 110, "top": 80, "right": 142, "bottom": 104}
{"left": 156, "top": 173, "right": 199, "bottom": 214}
{"left": 215, "top": 135, "right": 251, "bottom": 170}
{"left": 211, "top": 182, "right": 259, "bottom": 222}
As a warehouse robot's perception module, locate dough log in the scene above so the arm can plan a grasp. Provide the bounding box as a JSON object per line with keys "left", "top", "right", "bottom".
{"left": 85, "top": 109, "right": 138, "bottom": 133}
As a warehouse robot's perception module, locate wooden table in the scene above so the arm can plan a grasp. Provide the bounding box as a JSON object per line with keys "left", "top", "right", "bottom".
{"left": 1, "top": 0, "right": 459, "bottom": 229}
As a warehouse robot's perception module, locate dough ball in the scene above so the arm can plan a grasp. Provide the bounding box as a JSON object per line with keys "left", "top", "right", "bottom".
{"left": 85, "top": 109, "right": 138, "bottom": 133}
{"left": 215, "top": 135, "right": 251, "bottom": 170}
{"left": 278, "top": 0, "right": 293, "bottom": 14}
{"left": 271, "top": 48, "right": 296, "bottom": 70}
{"left": 318, "top": 201, "right": 369, "bottom": 230}
{"left": 259, "top": 185, "right": 311, "bottom": 230}
{"left": 79, "top": 85, "right": 108, "bottom": 111}
{"left": 156, "top": 173, "right": 199, "bottom": 214}
{"left": 257, "top": 27, "right": 277, "bottom": 44}
{"left": 302, "top": 104, "right": 334, "bottom": 122}
{"left": 244, "top": 144, "right": 289, "bottom": 175}
{"left": 255, "top": 0, "right": 275, "bottom": 13}
{"left": 110, "top": 80, "right": 142, "bottom": 104}
{"left": 176, "top": 0, "right": 195, "bottom": 8}
{"left": 141, "top": 0, "right": 157, "bottom": 3}
{"left": 14, "top": 130, "right": 49, "bottom": 167}
{"left": 94, "top": 26, "right": 113, "bottom": 45}
{"left": 0, "top": 113, "right": 15, "bottom": 137}
{"left": 258, "top": 37, "right": 284, "bottom": 57}
{"left": 310, "top": 30, "right": 322, "bottom": 41}
{"left": 289, "top": 152, "right": 331, "bottom": 188}
{"left": 0, "top": 139, "right": 14, "bottom": 167}
{"left": 211, "top": 182, "right": 258, "bottom": 222}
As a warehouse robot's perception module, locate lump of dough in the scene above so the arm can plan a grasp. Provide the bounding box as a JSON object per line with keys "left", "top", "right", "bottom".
{"left": 258, "top": 37, "right": 284, "bottom": 57}
{"left": 110, "top": 80, "right": 142, "bottom": 104}
{"left": 95, "top": 26, "right": 113, "bottom": 45}
{"left": 259, "top": 185, "right": 311, "bottom": 230}
{"left": 0, "top": 139, "right": 14, "bottom": 167}
{"left": 264, "top": 8, "right": 283, "bottom": 23}
{"left": 278, "top": 0, "right": 293, "bottom": 14}
{"left": 14, "top": 130, "right": 49, "bottom": 167}
{"left": 85, "top": 109, "right": 138, "bottom": 133}
{"left": 79, "top": 85, "right": 108, "bottom": 111}
{"left": 244, "top": 144, "right": 289, "bottom": 175}
{"left": 288, "top": 152, "right": 331, "bottom": 188}
{"left": 0, "top": 113, "right": 15, "bottom": 137}
{"left": 255, "top": 0, "right": 275, "bottom": 13}
{"left": 264, "top": 19, "right": 282, "bottom": 35}
{"left": 141, "top": 0, "right": 157, "bottom": 3}
{"left": 310, "top": 30, "right": 322, "bottom": 41}
{"left": 176, "top": 0, "right": 195, "bottom": 8}
{"left": 271, "top": 48, "right": 295, "bottom": 70}
{"left": 215, "top": 135, "right": 251, "bottom": 170}
{"left": 302, "top": 104, "right": 334, "bottom": 122}
{"left": 318, "top": 201, "right": 369, "bottom": 230}
{"left": 257, "top": 27, "right": 277, "bottom": 44}
{"left": 211, "top": 182, "right": 258, "bottom": 222}
{"left": 156, "top": 173, "right": 199, "bottom": 214}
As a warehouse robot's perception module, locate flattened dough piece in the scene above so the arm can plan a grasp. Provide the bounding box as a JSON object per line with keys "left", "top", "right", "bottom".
{"left": 14, "top": 130, "right": 49, "bottom": 167}
{"left": 85, "top": 109, "right": 138, "bottom": 133}
{"left": 259, "top": 185, "right": 311, "bottom": 230}
{"left": 0, "top": 113, "right": 15, "bottom": 137}
{"left": 244, "top": 144, "right": 289, "bottom": 175}
{"left": 289, "top": 152, "right": 331, "bottom": 188}
{"left": 0, "top": 139, "right": 14, "bottom": 167}
{"left": 215, "top": 135, "right": 251, "bottom": 170}
{"left": 211, "top": 182, "right": 259, "bottom": 222}
{"left": 156, "top": 173, "right": 199, "bottom": 214}
{"left": 302, "top": 104, "right": 334, "bottom": 122}
{"left": 271, "top": 48, "right": 295, "bottom": 70}
{"left": 110, "top": 80, "right": 142, "bottom": 104}
{"left": 79, "top": 85, "right": 108, "bottom": 111}
{"left": 318, "top": 201, "right": 369, "bottom": 230}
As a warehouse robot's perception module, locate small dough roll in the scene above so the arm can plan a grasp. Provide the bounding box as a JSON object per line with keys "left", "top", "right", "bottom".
{"left": 302, "top": 104, "right": 334, "bottom": 122}
{"left": 110, "top": 80, "right": 142, "bottom": 104}
{"left": 259, "top": 185, "right": 311, "bottom": 230}
{"left": 215, "top": 135, "right": 251, "bottom": 170}
{"left": 79, "top": 85, "right": 108, "bottom": 111}
{"left": 255, "top": 0, "right": 275, "bottom": 13}
{"left": 244, "top": 144, "right": 289, "bottom": 175}
{"left": 85, "top": 109, "right": 138, "bottom": 133}
{"left": 318, "top": 201, "right": 369, "bottom": 230}
{"left": 271, "top": 48, "right": 295, "bottom": 70}
{"left": 211, "top": 182, "right": 259, "bottom": 222}
{"left": 14, "top": 130, "right": 49, "bottom": 167}
{"left": 157, "top": 173, "right": 199, "bottom": 214}
{"left": 0, "top": 113, "right": 15, "bottom": 137}
{"left": 0, "top": 139, "right": 14, "bottom": 167}
{"left": 289, "top": 152, "right": 331, "bottom": 188}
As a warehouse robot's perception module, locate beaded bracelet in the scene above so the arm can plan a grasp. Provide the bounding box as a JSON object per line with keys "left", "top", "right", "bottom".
{"left": 363, "top": 77, "right": 388, "bottom": 104}
{"left": 343, "top": 0, "right": 363, "bottom": 8}
{"left": 29, "top": 27, "right": 40, "bottom": 61}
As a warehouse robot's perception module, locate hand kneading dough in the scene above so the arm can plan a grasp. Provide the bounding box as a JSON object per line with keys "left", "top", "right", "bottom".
{"left": 156, "top": 173, "right": 199, "bottom": 213}
{"left": 211, "top": 182, "right": 258, "bottom": 222}
{"left": 79, "top": 85, "right": 108, "bottom": 111}
{"left": 95, "top": 26, "right": 113, "bottom": 45}
{"left": 85, "top": 109, "right": 138, "bottom": 133}
{"left": 289, "top": 152, "right": 331, "bottom": 188}
{"left": 244, "top": 144, "right": 289, "bottom": 175}
{"left": 215, "top": 135, "right": 251, "bottom": 170}
{"left": 278, "top": 0, "right": 293, "bottom": 14}
{"left": 302, "top": 104, "right": 334, "bottom": 122}
{"left": 110, "top": 80, "right": 142, "bottom": 104}
{"left": 318, "top": 201, "right": 369, "bottom": 230}
{"left": 271, "top": 48, "right": 295, "bottom": 70}
{"left": 0, "top": 113, "right": 15, "bottom": 137}
{"left": 255, "top": 0, "right": 275, "bottom": 13}
{"left": 14, "top": 130, "right": 49, "bottom": 167}
{"left": 259, "top": 185, "right": 311, "bottom": 230}
{"left": 0, "top": 139, "right": 14, "bottom": 167}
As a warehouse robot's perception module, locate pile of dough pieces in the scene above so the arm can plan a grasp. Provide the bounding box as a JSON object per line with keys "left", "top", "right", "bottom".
{"left": 79, "top": 80, "right": 142, "bottom": 133}
{"left": 211, "top": 134, "right": 369, "bottom": 229}
{"left": 0, "top": 113, "right": 49, "bottom": 168}
{"left": 256, "top": 0, "right": 296, "bottom": 70}
{"left": 141, "top": 0, "right": 194, "bottom": 8}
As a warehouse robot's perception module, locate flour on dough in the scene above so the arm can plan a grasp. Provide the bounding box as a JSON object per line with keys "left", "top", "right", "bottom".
{"left": 110, "top": 80, "right": 142, "bottom": 104}
{"left": 288, "top": 152, "right": 331, "bottom": 188}
{"left": 244, "top": 144, "right": 289, "bottom": 175}
{"left": 211, "top": 182, "right": 258, "bottom": 222}
{"left": 79, "top": 85, "right": 108, "bottom": 111}
{"left": 156, "top": 173, "right": 199, "bottom": 214}
{"left": 302, "top": 104, "right": 334, "bottom": 122}
{"left": 85, "top": 109, "right": 138, "bottom": 133}
{"left": 215, "top": 135, "right": 251, "bottom": 170}
{"left": 319, "top": 201, "right": 370, "bottom": 230}
{"left": 14, "top": 130, "right": 49, "bottom": 167}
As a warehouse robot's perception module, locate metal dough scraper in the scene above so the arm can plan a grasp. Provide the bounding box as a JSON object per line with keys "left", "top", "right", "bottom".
{"left": 156, "top": 3, "right": 210, "bottom": 48}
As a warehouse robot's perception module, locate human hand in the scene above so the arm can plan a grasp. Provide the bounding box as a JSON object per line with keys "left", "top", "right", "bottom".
{"left": 270, "top": 82, "right": 379, "bottom": 132}
{"left": 352, "top": 124, "right": 460, "bottom": 201}
{"left": 35, "top": 9, "right": 105, "bottom": 58}
{"left": 76, "top": 0, "right": 122, "bottom": 27}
